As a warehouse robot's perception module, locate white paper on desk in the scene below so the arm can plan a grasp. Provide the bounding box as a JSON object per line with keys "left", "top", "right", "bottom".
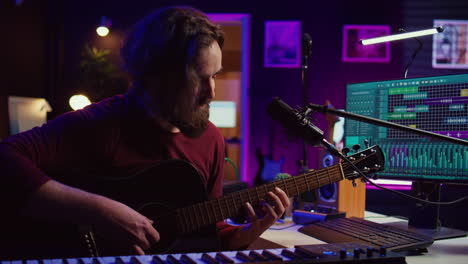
{"left": 8, "top": 96, "right": 52, "bottom": 135}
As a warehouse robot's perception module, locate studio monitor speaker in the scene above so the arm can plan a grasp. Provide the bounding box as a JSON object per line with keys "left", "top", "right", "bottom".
{"left": 314, "top": 153, "right": 366, "bottom": 218}
{"left": 300, "top": 111, "right": 366, "bottom": 218}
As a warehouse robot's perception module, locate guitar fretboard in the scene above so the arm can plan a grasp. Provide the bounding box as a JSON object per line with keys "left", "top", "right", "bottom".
{"left": 177, "top": 163, "right": 344, "bottom": 234}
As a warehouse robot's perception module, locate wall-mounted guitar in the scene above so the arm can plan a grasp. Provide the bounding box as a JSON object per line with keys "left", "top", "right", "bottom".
{"left": 82, "top": 145, "right": 384, "bottom": 256}
{"left": 255, "top": 121, "right": 285, "bottom": 185}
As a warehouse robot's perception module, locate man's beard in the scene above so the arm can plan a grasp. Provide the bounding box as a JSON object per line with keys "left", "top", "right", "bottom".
{"left": 170, "top": 103, "right": 210, "bottom": 138}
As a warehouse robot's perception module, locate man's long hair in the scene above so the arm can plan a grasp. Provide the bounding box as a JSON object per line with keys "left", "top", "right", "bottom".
{"left": 121, "top": 6, "right": 224, "bottom": 135}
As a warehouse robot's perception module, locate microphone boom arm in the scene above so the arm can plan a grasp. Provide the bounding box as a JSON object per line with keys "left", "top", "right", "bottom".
{"left": 308, "top": 103, "right": 468, "bottom": 147}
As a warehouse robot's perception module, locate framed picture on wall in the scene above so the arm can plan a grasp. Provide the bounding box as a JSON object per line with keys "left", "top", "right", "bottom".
{"left": 264, "top": 21, "right": 301, "bottom": 68}
{"left": 342, "top": 25, "right": 390, "bottom": 63}
{"left": 433, "top": 19, "right": 468, "bottom": 69}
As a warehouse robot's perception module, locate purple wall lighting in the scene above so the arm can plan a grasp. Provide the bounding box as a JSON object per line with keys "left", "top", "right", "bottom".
{"left": 264, "top": 21, "right": 301, "bottom": 68}
{"left": 342, "top": 25, "right": 390, "bottom": 63}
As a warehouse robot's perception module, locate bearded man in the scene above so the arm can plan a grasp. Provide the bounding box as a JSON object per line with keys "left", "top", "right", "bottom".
{"left": 0, "top": 6, "right": 289, "bottom": 259}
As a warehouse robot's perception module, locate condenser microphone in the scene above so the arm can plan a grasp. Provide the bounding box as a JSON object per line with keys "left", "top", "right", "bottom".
{"left": 266, "top": 97, "right": 341, "bottom": 156}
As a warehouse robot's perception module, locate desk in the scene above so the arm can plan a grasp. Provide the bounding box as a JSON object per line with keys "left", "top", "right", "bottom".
{"left": 259, "top": 211, "right": 468, "bottom": 264}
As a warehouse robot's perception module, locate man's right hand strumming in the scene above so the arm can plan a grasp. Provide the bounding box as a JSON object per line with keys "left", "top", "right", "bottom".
{"left": 94, "top": 197, "right": 160, "bottom": 254}
{"left": 21, "top": 180, "right": 160, "bottom": 255}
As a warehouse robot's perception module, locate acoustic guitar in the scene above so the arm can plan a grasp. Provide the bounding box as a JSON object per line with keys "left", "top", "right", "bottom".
{"left": 83, "top": 145, "right": 385, "bottom": 256}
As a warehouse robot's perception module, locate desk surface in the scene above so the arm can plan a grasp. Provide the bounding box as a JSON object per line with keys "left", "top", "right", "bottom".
{"left": 260, "top": 211, "right": 468, "bottom": 264}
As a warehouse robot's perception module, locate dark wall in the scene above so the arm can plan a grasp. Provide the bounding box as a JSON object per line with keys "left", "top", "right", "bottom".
{"left": 2, "top": 1, "right": 48, "bottom": 99}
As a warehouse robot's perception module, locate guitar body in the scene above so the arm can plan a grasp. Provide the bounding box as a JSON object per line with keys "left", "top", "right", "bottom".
{"left": 87, "top": 159, "right": 220, "bottom": 256}
{"left": 4, "top": 146, "right": 385, "bottom": 259}
{"left": 88, "top": 146, "right": 385, "bottom": 256}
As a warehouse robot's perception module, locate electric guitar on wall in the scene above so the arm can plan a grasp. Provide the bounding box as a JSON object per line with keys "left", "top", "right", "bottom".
{"left": 255, "top": 122, "right": 285, "bottom": 185}
{"left": 82, "top": 145, "right": 385, "bottom": 256}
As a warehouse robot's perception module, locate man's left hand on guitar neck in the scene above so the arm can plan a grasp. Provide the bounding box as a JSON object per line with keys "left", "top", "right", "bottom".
{"left": 220, "top": 187, "right": 290, "bottom": 250}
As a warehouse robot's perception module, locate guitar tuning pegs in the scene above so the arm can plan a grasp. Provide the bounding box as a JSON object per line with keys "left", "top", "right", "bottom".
{"left": 342, "top": 147, "right": 350, "bottom": 156}
{"left": 352, "top": 144, "right": 361, "bottom": 152}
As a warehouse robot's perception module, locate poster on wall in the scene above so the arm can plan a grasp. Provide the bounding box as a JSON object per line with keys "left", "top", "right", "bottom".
{"left": 433, "top": 20, "right": 468, "bottom": 69}
{"left": 264, "top": 21, "right": 301, "bottom": 68}
{"left": 342, "top": 25, "right": 390, "bottom": 63}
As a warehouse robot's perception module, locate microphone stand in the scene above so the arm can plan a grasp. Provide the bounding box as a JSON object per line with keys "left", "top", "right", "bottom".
{"left": 308, "top": 104, "right": 468, "bottom": 147}
{"left": 294, "top": 33, "right": 317, "bottom": 213}
{"left": 299, "top": 33, "right": 312, "bottom": 173}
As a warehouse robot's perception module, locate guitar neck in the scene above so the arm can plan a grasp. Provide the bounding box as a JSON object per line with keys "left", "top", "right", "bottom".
{"left": 178, "top": 163, "right": 344, "bottom": 234}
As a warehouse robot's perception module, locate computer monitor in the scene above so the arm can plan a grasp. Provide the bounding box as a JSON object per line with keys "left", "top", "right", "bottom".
{"left": 345, "top": 73, "right": 468, "bottom": 239}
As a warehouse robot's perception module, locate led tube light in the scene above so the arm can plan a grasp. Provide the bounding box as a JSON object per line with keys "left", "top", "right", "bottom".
{"left": 360, "top": 26, "right": 443, "bottom": 45}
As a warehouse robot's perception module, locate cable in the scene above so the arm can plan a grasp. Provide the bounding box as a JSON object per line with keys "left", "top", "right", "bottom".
{"left": 224, "top": 157, "right": 240, "bottom": 181}
{"left": 399, "top": 28, "right": 423, "bottom": 79}
{"left": 338, "top": 151, "right": 468, "bottom": 206}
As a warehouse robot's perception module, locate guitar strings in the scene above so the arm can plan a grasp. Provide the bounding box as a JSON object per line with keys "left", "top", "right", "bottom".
{"left": 179, "top": 166, "right": 344, "bottom": 232}
{"left": 178, "top": 152, "right": 376, "bottom": 233}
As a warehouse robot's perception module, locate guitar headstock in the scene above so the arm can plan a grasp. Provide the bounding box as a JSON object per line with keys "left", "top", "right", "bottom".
{"left": 341, "top": 145, "right": 385, "bottom": 181}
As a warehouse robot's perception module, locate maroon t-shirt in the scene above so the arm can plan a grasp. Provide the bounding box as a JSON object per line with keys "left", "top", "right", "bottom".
{"left": 0, "top": 92, "right": 236, "bottom": 258}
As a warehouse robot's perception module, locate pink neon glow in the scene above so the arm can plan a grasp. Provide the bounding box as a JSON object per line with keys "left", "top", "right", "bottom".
{"left": 342, "top": 25, "right": 390, "bottom": 63}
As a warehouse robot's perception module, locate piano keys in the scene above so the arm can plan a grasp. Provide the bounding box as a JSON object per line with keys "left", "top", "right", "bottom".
{"left": 1, "top": 242, "right": 406, "bottom": 264}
